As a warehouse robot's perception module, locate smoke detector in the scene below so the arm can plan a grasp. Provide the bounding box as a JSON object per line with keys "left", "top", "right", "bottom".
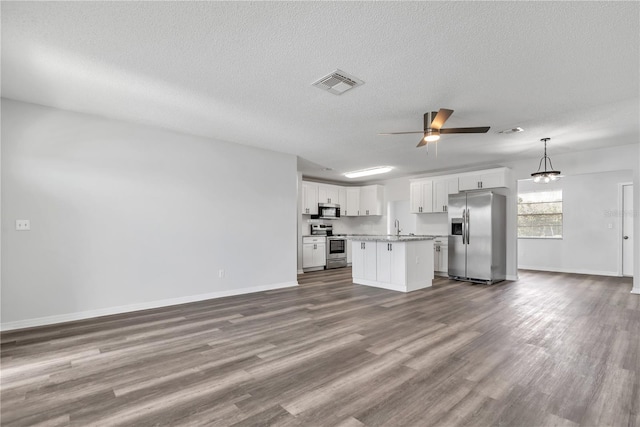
{"left": 312, "top": 69, "right": 364, "bottom": 95}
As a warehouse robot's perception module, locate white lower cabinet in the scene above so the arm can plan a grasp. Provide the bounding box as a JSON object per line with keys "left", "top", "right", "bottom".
{"left": 376, "top": 241, "right": 406, "bottom": 286}
{"left": 352, "top": 240, "right": 377, "bottom": 281}
{"left": 434, "top": 239, "right": 449, "bottom": 276}
{"left": 302, "top": 237, "right": 326, "bottom": 270}
{"left": 352, "top": 239, "right": 434, "bottom": 292}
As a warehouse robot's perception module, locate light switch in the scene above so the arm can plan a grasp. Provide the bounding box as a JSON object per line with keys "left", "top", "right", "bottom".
{"left": 607, "top": 223, "right": 613, "bottom": 229}
{"left": 16, "top": 220, "right": 30, "bottom": 231}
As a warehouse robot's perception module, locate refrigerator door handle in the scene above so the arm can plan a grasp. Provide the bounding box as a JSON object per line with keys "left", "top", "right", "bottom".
{"left": 462, "top": 208, "right": 466, "bottom": 244}
{"left": 466, "top": 209, "right": 470, "bottom": 244}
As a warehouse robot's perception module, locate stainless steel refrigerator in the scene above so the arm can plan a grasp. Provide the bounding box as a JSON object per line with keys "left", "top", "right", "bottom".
{"left": 448, "top": 191, "right": 506, "bottom": 284}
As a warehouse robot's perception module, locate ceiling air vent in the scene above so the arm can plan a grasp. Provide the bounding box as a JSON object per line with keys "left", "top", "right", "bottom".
{"left": 312, "top": 69, "right": 364, "bottom": 95}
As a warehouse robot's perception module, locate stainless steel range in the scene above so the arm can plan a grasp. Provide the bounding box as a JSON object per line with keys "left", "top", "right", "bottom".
{"left": 326, "top": 236, "right": 347, "bottom": 269}
{"left": 310, "top": 224, "right": 347, "bottom": 269}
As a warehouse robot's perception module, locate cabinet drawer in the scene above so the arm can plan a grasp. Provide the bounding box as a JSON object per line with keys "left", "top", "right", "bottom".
{"left": 303, "top": 237, "right": 326, "bottom": 244}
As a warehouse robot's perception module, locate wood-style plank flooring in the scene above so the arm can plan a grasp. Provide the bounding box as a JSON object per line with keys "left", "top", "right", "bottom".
{"left": 1, "top": 269, "right": 638, "bottom": 426}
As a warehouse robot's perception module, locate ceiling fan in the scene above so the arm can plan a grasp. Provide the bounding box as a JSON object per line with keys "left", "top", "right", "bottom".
{"left": 379, "top": 109, "right": 490, "bottom": 148}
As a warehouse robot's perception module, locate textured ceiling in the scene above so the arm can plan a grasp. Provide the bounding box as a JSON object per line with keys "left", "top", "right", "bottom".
{"left": 2, "top": 2, "right": 639, "bottom": 183}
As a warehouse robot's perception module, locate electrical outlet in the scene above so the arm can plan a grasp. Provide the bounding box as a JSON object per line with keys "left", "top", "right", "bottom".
{"left": 16, "top": 220, "right": 30, "bottom": 231}
{"left": 218, "top": 269, "right": 225, "bottom": 278}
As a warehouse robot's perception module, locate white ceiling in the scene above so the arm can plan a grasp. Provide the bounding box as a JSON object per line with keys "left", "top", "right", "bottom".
{"left": 2, "top": 2, "right": 638, "bottom": 183}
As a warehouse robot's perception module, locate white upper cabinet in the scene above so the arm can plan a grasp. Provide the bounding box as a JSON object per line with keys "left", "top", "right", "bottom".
{"left": 345, "top": 187, "right": 360, "bottom": 216}
{"left": 338, "top": 187, "right": 347, "bottom": 212}
{"left": 301, "top": 182, "right": 318, "bottom": 215}
{"left": 301, "top": 181, "right": 383, "bottom": 217}
{"left": 318, "top": 184, "right": 341, "bottom": 204}
{"left": 359, "top": 185, "right": 384, "bottom": 216}
{"left": 458, "top": 168, "right": 509, "bottom": 191}
{"left": 432, "top": 177, "right": 458, "bottom": 213}
{"left": 409, "top": 180, "right": 433, "bottom": 213}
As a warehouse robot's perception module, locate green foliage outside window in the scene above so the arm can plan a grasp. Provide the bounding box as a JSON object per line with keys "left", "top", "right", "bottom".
{"left": 517, "top": 190, "right": 563, "bottom": 238}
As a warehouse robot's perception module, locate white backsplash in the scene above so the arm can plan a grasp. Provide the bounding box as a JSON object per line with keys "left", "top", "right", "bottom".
{"left": 415, "top": 212, "right": 449, "bottom": 236}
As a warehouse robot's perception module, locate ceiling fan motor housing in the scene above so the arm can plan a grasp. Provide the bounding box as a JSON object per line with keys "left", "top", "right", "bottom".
{"left": 424, "top": 111, "right": 439, "bottom": 130}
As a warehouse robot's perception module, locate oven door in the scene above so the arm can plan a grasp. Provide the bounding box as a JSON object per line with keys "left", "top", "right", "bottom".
{"left": 327, "top": 238, "right": 346, "bottom": 259}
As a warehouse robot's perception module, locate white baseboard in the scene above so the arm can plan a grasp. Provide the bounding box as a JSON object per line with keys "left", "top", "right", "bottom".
{"left": 506, "top": 274, "right": 519, "bottom": 281}
{"left": 353, "top": 278, "right": 432, "bottom": 293}
{"left": 1, "top": 281, "right": 299, "bottom": 332}
{"left": 517, "top": 265, "right": 619, "bottom": 277}
{"left": 297, "top": 269, "right": 304, "bottom": 274}
{"left": 632, "top": 287, "right": 640, "bottom": 295}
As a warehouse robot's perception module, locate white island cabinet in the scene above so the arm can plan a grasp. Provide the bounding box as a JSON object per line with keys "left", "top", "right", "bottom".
{"left": 351, "top": 237, "right": 434, "bottom": 292}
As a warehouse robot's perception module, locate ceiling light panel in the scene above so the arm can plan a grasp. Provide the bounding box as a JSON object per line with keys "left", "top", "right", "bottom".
{"left": 344, "top": 166, "right": 393, "bottom": 179}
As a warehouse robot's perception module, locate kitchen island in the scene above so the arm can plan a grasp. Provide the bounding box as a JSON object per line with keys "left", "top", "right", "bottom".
{"left": 349, "top": 236, "right": 434, "bottom": 292}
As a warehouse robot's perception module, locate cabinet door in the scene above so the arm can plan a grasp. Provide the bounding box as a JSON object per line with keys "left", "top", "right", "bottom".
{"left": 302, "top": 243, "right": 315, "bottom": 268}
{"left": 376, "top": 242, "right": 392, "bottom": 283}
{"left": 345, "top": 187, "right": 360, "bottom": 216}
{"left": 317, "top": 186, "right": 329, "bottom": 204}
{"left": 458, "top": 174, "right": 481, "bottom": 191}
{"left": 421, "top": 181, "right": 434, "bottom": 213}
{"left": 410, "top": 182, "right": 423, "bottom": 213}
{"left": 410, "top": 181, "right": 433, "bottom": 213}
{"left": 360, "top": 185, "right": 383, "bottom": 216}
{"left": 480, "top": 171, "right": 506, "bottom": 189}
{"left": 339, "top": 188, "right": 347, "bottom": 212}
{"left": 363, "top": 241, "right": 377, "bottom": 280}
{"left": 433, "top": 177, "right": 458, "bottom": 213}
{"left": 389, "top": 242, "right": 406, "bottom": 285}
{"left": 433, "top": 243, "right": 441, "bottom": 272}
{"left": 302, "top": 182, "right": 319, "bottom": 214}
{"left": 352, "top": 241, "right": 365, "bottom": 278}
{"left": 433, "top": 181, "right": 447, "bottom": 213}
{"left": 314, "top": 242, "right": 327, "bottom": 266}
{"left": 319, "top": 185, "right": 340, "bottom": 204}
{"left": 440, "top": 244, "right": 448, "bottom": 273}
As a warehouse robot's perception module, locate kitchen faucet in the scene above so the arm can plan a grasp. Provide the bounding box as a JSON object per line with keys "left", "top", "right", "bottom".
{"left": 395, "top": 219, "right": 402, "bottom": 236}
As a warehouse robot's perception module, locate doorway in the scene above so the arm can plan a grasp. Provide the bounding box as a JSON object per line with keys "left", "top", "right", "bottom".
{"left": 622, "top": 183, "right": 634, "bottom": 276}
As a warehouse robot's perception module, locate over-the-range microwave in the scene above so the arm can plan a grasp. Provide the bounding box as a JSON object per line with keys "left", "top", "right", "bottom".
{"left": 312, "top": 203, "right": 340, "bottom": 220}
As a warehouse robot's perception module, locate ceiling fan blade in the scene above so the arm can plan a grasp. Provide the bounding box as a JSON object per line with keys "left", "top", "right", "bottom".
{"left": 430, "top": 108, "right": 454, "bottom": 130}
{"left": 416, "top": 136, "right": 427, "bottom": 147}
{"left": 440, "top": 126, "right": 490, "bottom": 134}
{"left": 378, "top": 131, "right": 426, "bottom": 135}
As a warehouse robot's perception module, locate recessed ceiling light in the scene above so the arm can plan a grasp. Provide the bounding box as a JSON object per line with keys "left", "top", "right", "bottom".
{"left": 344, "top": 166, "right": 393, "bottom": 179}
{"left": 498, "top": 127, "right": 524, "bottom": 134}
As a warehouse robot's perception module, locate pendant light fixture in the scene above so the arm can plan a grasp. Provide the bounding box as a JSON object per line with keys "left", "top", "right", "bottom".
{"left": 531, "top": 137, "right": 561, "bottom": 183}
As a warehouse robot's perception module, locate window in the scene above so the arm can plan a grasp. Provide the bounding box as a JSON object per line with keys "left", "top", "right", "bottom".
{"left": 517, "top": 190, "right": 563, "bottom": 238}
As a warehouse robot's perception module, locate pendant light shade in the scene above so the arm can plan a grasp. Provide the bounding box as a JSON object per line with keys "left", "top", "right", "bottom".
{"left": 531, "top": 138, "right": 561, "bottom": 183}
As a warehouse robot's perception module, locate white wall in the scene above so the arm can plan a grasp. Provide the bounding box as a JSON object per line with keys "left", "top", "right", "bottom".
{"left": 517, "top": 170, "right": 633, "bottom": 275}
{"left": 1, "top": 99, "right": 298, "bottom": 329}
{"left": 634, "top": 143, "right": 640, "bottom": 293}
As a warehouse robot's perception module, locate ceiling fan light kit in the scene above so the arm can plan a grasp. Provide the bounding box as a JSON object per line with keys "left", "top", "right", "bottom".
{"left": 424, "top": 129, "right": 440, "bottom": 142}
{"left": 531, "top": 137, "right": 561, "bottom": 183}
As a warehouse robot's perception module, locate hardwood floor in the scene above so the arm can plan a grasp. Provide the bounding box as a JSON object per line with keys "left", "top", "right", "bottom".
{"left": 1, "top": 269, "right": 638, "bottom": 426}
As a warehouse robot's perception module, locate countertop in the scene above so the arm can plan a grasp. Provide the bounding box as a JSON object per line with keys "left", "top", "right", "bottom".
{"left": 347, "top": 235, "right": 434, "bottom": 242}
